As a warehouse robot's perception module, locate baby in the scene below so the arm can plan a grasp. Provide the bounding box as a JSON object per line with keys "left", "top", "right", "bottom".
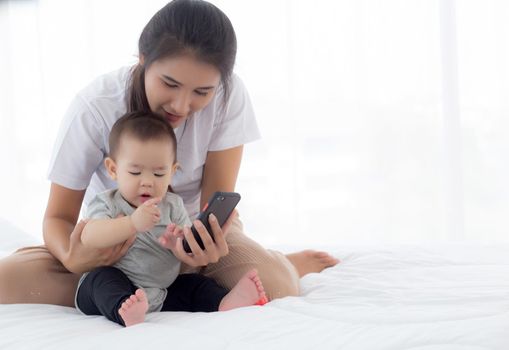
{"left": 75, "top": 111, "right": 267, "bottom": 326}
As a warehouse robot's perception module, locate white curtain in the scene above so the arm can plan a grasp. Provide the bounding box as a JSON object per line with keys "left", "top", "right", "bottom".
{"left": 0, "top": 0, "right": 508, "bottom": 246}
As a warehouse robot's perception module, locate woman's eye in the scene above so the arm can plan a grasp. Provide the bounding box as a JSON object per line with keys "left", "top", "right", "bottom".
{"left": 163, "top": 81, "right": 178, "bottom": 89}
{"left": 154, "top": 173, "right": 165, "bottom": 177}
{"left": 195, "top": 90, "right": 208, "bottom": 97}
{"left": 128, "top": 172, "right": 141, "bottom": 176}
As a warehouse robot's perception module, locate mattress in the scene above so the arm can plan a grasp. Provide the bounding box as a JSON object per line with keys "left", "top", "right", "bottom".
{"left": 1, "top": 218, "right": 508, "bottom": 350}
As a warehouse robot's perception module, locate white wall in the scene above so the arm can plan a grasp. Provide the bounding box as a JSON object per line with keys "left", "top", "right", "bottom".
{"left": 0, "top": 0, "right": 508, "bottom": 246}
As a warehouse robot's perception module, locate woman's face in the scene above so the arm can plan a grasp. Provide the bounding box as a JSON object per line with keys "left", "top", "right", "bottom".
{"left": 144, "top": 54, "right": 221, "bottom": 128}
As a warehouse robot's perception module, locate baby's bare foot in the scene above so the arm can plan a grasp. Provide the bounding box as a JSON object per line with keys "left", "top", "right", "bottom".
{"left": 219, "top": 268, "right": 268, "bottom": 311}
{"left": 118, "top": 289, "right": 149, "bottom": 327}
{"left": 286, "top": 250, "right": 340, "bottom": 277}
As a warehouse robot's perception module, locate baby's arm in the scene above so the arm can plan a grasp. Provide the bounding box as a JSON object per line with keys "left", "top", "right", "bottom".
{"left": 82, "top": 197, "right": 161, "bottom": 249}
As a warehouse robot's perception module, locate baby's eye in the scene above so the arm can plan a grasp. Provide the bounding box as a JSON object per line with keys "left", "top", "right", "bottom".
{"left": 154, "top": 173, "right": 165, "bottom": 177}
{"left": 128, "top": 171, "right": 141, "bottom": 176}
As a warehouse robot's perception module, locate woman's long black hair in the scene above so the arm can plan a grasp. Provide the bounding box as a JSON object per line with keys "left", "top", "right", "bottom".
{"left": 127, "top": 0, "right": 237, "bottom": 113}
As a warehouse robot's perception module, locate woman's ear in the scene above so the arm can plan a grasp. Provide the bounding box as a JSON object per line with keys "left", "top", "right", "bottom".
{"left": 139, "top": 54, "right": 145, "bottom": 66}
{"left": 104, "top": 157, "right": 118, "bottom": 180}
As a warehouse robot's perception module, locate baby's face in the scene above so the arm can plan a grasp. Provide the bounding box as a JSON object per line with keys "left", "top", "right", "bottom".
{"left": 110, "top": 135, "right": 177, "bottom": 207}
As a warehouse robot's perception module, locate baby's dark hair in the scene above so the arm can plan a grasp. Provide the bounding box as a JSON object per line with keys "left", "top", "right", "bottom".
{"left": 109, "top": 111, "right": 177, "bottom": 162}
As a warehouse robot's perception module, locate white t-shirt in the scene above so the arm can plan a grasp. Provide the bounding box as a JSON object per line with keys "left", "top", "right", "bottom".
{"left": 47, "top": 66, "right": 260, "bottom": 219}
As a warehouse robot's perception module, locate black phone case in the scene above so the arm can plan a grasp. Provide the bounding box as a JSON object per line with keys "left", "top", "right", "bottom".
{"left": 182, "top": 191, "right": 241, "bottom": 253}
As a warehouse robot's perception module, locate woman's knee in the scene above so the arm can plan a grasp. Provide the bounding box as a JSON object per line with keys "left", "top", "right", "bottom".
{"left": 204, "top": 252, "right": 300, "bottom": 300}
{"left": 211, "top": 216, "right": 300, "bottom": 299}
{"left": 254, "top": 253, "right": 300, "bottom": 300}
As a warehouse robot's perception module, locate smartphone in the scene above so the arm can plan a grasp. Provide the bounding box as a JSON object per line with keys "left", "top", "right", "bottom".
{"left": 182, "top": 191, "right": 241, "bottom": 253}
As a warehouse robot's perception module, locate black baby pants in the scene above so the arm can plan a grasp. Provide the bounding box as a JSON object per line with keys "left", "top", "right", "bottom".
{"left": 76, "top": 266, "right": 229, "bottom": 326}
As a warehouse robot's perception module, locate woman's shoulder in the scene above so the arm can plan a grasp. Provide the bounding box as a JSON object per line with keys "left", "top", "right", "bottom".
{"left": 70, "top": 66, "right": 132, "bottom": 127}
{"left": 230, "top": 72, "right": 245, "bottom": 89}
{"left": 76, "top": 66, "right": 132, "bottom": 113}
{"left": 79, "top": 66, "right": 132, "bottom": 97}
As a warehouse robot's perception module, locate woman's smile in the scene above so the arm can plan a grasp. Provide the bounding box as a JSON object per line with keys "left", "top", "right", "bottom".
{"left": 163, "top": 110, "right": 183, "bottom": 124}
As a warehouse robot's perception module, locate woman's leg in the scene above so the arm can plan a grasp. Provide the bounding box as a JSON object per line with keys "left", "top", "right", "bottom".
{"left": 196, "top": 217, "right": 301, "bottom": 301}
{"left": 0, "top": 246, "right": 81, "bottom": 306}
{"left": 181, "top": 216, "right": 339, "bottom": 301}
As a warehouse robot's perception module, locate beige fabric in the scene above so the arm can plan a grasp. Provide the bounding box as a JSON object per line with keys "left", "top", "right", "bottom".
{"left": 182, "top": 217, "right": 300, "bottom": 300}
{"left": 0, "top": 217, "right": 299, "bottom": 306}
{"left": 0, "top": 246, "right": 81, "bottom": 306}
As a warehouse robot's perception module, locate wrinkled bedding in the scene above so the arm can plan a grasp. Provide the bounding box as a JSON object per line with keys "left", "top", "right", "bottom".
{"left": 1, "top": 219, "right": 508, "bottom": 349}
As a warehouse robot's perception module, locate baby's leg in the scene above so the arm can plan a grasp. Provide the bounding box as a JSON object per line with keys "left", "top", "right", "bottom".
{"left": 161, "top": 271, "right": 266, "bottom": 313}
{"left": 118, "top": 289, "right": 148, "bottom": 327}
{"left": 161, "top": 273, "right": 229, "bottom": 312}
{"left": 77, "top": 266, "right": 144, "bottom": 327}
{"left": 218, "top": 268, "right": 267, "bottom": 311}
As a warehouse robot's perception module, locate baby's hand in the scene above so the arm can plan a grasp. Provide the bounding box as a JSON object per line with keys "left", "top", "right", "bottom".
{"left": 158, "top": 223, "right": 184, "bottom": 252}
{"left": 130, "top": 197, "right": 161, "bottom": 232}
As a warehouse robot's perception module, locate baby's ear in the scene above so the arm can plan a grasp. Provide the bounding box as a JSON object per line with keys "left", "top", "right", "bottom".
{"left": 171, "top": 162, "right": 180, "bottom": 175}
{"left": 104, "top": 157, "right": 118, "bottom": 180}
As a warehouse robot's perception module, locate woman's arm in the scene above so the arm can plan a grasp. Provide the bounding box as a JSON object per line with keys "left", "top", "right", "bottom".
{"left": 168, "top": 146, "right": 242, "bottom": 267}
{"left": 43, "top": 183, "right": 135, "bottom": 273}
{"left": 200, "top": 145, "right": 243, "bottom": 207}
{"left": 43, "top": 183, "right": 85, "bottom": 263}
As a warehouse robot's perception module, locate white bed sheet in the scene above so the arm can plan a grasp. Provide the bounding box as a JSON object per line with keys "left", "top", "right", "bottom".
{"left": 1, "top": 219, "right": 508, "bottom": 350}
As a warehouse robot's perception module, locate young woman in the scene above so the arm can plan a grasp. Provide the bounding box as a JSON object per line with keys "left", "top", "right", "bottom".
{"left": 0, "top": 0, "right": 338, "bottom": 306}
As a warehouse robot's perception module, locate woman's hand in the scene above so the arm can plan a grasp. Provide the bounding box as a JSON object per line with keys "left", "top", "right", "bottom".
{"left": 63, "top": 219, "right": 136, "bottom": 274}
{"left": 159, "top": 209, "right": 238, "bottom": 266}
